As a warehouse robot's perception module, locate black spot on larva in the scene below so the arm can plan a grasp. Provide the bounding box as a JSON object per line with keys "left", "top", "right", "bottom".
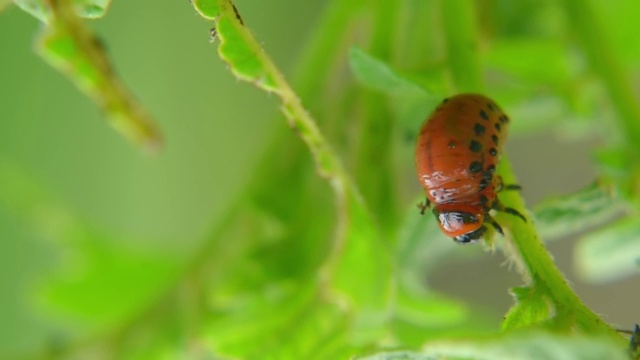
{"left": 480, "top": 194, "right": 489, "bottom": 204}
{"left": 442, "top": 98, "right": 449, "bottom": 103}
{"left": 491, "top": 134, "right": 499, "bottom": 145}
{"left": 479, "top": 178, "right": 488, "bottom": 190}
{"left": 494, "top": 123, "right": 501, "bottom": 132}
{"left": 499, "top": 115, "right": 509, "bottom": 124}
{"left": 474, "top": 123, "right": 486, "bottom": 136}
{"left": 483, "top": 170, "right": 493, "bottom": 181}
{"left": 448, "top": 141, "right": 456, "bottom": 149}
{"left": 431, "top": 190, "right": 437, "bottom": 197}
{"left": 487, "top": 103, "right": 495, "bottom": 111}
{"left": 439, "top": 196, "right": 445, "bottom": 201}
{"left": 489, "top": 147, "right": 498, "bottom": 156}
{"left": 487, "top": 164, "right": 496, "bottom": 174}
{"left": 480, "top": 110, "right": 489, "bottom": 121}
{"left": 469, "top": 140, "right": 482, "bottom": 153}
{"left": 469, "top": 161, "right": 483, "bottom": 174}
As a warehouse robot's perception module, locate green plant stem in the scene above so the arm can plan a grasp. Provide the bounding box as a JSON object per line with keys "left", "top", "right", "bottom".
{"left": 562, "top": 0, "right": 640, "bottom": 153}
{"left": 195, "top": 0, "right": 392, "bottom": 332}
{"left": 369, "top": 0, "right": 398, "bottom": 60}
{"left": 49, "top": 0, "right": 363, "bottom": 350}
{"left": 293, "top": 0, "right": 365, "bottom": 99}
{"left": 442, "top": 0, "right": 484, "bottom": 93}
{"left": 196, "top": 0, "right": 389, "bottom": 285}
{"left": 355, "top": 0, "right": 400, "bottom": 237}
{"left": 498, "top": 160, "right": 617, "bottom": 336}
{"left": 443, "top": 0, "right": 618, "bottom": 337}
{"left": 202, "top": 0, "right": 346, "bottom": 184}
{"left": 40, "top": 0, "right": 162, "bottom": 152}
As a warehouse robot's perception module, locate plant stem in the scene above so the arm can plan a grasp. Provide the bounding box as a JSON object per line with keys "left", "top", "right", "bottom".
{"left": 355, "top": 0, "right": 400, "bottom": 238}
{"left": 442, "top": 0, "right": 484, "bottom": 93}
{"left": 40, "top": 0, "right": 162, "bottom": 152}
{"left": 293, "top": 0, "right": 366, "bottom": 99}
{"left": 443, "top": 0, "right": 619, "bottom": 337}
{"left": 193, "top": 0, "right": 391, "bottom": 286}
{"left": 208, "top": 0, "right": 345, "bottom": 182}
{"left": 562, "top": 0, "right": 640, "bottom": 154}
{"left": 498, "top": 160, "right": 618, "bottom": 336}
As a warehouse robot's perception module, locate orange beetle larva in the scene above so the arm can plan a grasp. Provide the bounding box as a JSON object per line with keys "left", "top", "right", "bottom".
{"left": 415, "top": 94, "right": 525, "bottom": 244}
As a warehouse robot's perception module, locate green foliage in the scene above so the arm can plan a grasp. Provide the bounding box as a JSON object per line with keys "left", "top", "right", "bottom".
{"left": 348, "top": 47, "right": 439, "bottom": 135}
{"left": 23, "top": 0, "right": 161, "bottom": 151}
{"left": 576, "top": 218, "right": 640, "bottom": 283}
{"left": 502, "top": 287, "right": 553, "bottom": 331}
{"left": 356, "top": 331, "right": 629, "bottom": 360}
{"left": 534, "top": 182, "right": 625, "bottom": 240}
{"left": 349, "top": 47, "right": 430, "bottom": 97}
{"left": 13, "top": 0, "right": 111, "bottom": 22}
{"left": 3, "top": 0, "right": 640, "bottom": 359}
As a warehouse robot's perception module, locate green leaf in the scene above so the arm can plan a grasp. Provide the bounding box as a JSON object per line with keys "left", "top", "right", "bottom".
{"left": 215, "top": 7, "right": 278, "bottom": 92}
{"left": 192, "top": 0, "right": 393, "bottom": 344}
{"left": 349, "top": 47, "right": 430, "bottom": 97}
{"left": 0, "top": 159, "right": 61, "bottom": 358}
{"left": 328, "top": 190, "right": 393, "bottom": 343}
{"left": 191, "top": 0, "right": 220, "bottom": 19}
{"left": 575, "top": 218, "right": 640, "bottom": 283}
{"left": 202, "top": 284, "right": 357, "bottom": 359}
{"left": 357, "top": 332, "right": 628, "bottom": 360}
{"left": 392, "top": 288, "right": 482, "bottom": 347}
{"left": 395, "top": 289, "right": 468, "bottom": 330}
{"left": 203, "top": 283, "right": 313, "bottom": 356}
{"left": 348, "top": 47, "right": 442, "bottom": 148}
{"left": 502, "top": 286, "right": 553, "bottom": 330}
{"left": 36, "top": 4, "right": 162, "bottom": 152}
{"left": 533, "top": 182, "right": 624, "bottom": 241}
{"left": 38, "top": 228, "right": 186, "bottom": 332}
{"left": 0, "top": 158, "right": 186, "bottom": 352}
{"left": 13, "top": 0, "right": 111, "bottom": 22}
{"left": 358, "top": 352, "right": 439, "bottom": 360}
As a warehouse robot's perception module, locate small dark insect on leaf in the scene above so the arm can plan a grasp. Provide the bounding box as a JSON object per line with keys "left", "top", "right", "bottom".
{"left": 209, "top": 26, "right": 218, "bottom": 43}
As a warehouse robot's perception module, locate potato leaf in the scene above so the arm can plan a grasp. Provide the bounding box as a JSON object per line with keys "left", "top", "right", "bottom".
{"left": 575, "top": 218, "right": 640, "bottom": 283}
{"left": 357, "top": 332, "right": 628, "bottom": 360}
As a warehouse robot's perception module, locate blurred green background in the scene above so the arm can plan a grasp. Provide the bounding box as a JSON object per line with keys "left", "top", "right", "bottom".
{"left": 2, "top": 0, "right": 640, "bottom": 358}
{"left": 0, "top": 0, "right": 325, "bottom": 356}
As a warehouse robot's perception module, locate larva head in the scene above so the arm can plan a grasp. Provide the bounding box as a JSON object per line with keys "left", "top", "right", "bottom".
{"left": 432, "top": 204, "right": 485, "bottom": 244}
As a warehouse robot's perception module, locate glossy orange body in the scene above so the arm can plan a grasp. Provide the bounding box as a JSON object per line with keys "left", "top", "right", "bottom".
{"left": 415, "top": 94, "right": 509, "bottom": 241}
